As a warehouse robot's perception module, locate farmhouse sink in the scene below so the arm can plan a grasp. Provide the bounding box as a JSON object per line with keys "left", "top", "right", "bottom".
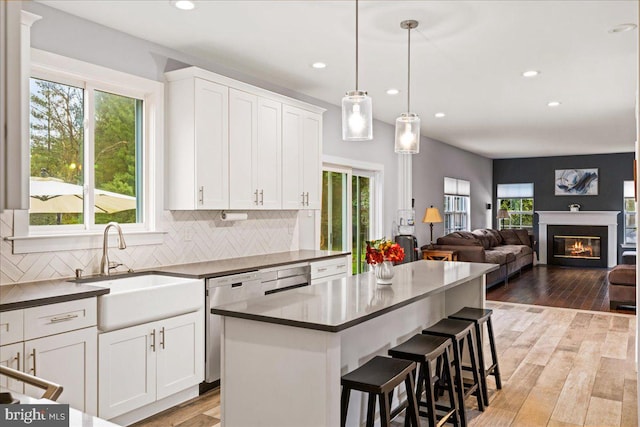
{"left": 96, "top": 274, "right": 204, "bottom": 332}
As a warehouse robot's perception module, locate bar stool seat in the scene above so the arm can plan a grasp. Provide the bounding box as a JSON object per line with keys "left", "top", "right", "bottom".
{"left": 448, "top": 307, "right": 502, "bottom": 407}
{"left": 388, "top": 334, "right": 459, "bottom": 427}
{"left": 341, "top": 356, "right": 421, "bottom": 427}
{"left": 422, "top": 318, "right": 484, "bottom": 427}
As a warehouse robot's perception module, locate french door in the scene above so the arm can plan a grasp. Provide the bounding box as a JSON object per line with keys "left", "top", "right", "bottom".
{"left": 321, "top": 165, "right": 377, "bottom": 274}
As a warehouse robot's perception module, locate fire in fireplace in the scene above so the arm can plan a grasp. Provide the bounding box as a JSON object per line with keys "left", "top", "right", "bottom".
{"left": 553, "top": 235, "right": 601, "bottom": 260}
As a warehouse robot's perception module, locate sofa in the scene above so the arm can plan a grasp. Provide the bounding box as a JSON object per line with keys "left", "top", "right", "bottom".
{"left": 424, "top": 228, "right": 535, "bottom": 287}
{"left": 608, "top": 264, "right": 636, "bottom": 310}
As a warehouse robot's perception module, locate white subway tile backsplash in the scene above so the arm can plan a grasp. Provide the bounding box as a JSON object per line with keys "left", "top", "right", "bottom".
{"left": 0, "top": 209, "right": 299, "bottom": 284}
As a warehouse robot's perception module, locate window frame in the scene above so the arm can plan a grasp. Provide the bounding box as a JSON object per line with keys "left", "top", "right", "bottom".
{"left": 443, "top": 177, "right": 470, "bottom": 235}
{"left": 10, "top": 49, "right": 164, "bottom": 254}
{"left": 623, "top": 180, "right": 636, "bottom": 246}
{"left": 496, "top": 183, "right": 534, "bottom": 230}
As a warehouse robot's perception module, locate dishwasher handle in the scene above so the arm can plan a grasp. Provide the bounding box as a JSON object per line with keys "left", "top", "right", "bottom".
{"left": 265, "top": 282, "right": 309, "bottom": 295}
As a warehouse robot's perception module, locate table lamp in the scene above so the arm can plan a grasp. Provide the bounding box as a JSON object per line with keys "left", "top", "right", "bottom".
{"left": 497, "top": 208, "right": 510, "bottom": 230}
{"left": 422, "top": 205, "right": 443, "bottom": 247}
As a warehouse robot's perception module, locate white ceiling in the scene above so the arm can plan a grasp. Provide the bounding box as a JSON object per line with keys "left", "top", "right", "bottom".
{"left": 37, "top": 0, "right": 638, "bottom": 159}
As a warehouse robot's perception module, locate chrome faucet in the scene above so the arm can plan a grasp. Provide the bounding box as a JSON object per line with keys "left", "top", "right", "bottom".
{"left": 100, "top": 222, "right": 127, "bottom": 276}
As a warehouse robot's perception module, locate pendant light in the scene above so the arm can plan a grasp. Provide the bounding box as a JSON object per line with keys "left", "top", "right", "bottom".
{"left": 342, "top": 0, "right": 373, "bottom": 141}
{"left": 394, "top": 20, "right": 420, "bottom": 154}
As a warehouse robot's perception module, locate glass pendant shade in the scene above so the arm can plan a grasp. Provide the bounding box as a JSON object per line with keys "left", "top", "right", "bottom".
{"left": 394, "top": 113, "right": 420, "bottom": 154}
{"left": 342, "top": 90, "right": 373, "bottom": 141}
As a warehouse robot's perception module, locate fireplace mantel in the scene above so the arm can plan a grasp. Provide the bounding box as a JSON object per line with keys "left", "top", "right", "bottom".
{"left": 536, "top": 211, "right": 620, "bottom": 267}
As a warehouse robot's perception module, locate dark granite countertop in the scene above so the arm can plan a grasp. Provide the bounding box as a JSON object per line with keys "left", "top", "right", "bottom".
{"left": 0, "top": 250, "right": 349, "bottom": 312}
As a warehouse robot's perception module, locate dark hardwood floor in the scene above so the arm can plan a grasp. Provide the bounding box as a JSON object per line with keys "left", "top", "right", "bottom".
{"left": 487, "top": 264, "right": 635, "bottom": 314}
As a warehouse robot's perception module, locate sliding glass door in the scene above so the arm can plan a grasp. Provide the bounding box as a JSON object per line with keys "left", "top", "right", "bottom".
{"left": 321, "top": 166, "right": 376, "bottom": 275}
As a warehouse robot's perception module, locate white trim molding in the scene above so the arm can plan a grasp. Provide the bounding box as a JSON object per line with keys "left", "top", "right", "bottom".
{"left": 537, "top": 211, "right": 620, "bottom": 268}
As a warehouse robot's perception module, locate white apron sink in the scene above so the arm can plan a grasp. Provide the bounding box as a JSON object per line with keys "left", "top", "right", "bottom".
{"left": 96, "top": 274, "right": 203, "bottom": 332}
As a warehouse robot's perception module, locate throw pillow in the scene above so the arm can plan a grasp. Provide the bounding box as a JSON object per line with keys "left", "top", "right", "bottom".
{"left": 499, "top": 229, "right": 521, "bottom": 245}
{"left": 487, "top": 229, "right": 504, "bottom": 245}
{"left": 513, "top": 229, "right": 532, "bottom": 246}
{"left": 473, "top": 229, "right": 500, "bottom": 248}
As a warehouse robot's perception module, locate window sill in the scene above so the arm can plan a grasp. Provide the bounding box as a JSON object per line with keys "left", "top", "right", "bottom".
{"left": 6, "top": 230, "right": 166, "bottom": 254}
{"left": 621, "top": 243, "right": 637, "bottom": 250}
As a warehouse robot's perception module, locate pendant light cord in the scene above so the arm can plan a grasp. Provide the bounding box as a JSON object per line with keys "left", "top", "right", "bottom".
{"left": 407, "top": 24, "right": 411, "bottom": 113}
{"left": 355, "top": 0, "right": 359, "bottom": 91}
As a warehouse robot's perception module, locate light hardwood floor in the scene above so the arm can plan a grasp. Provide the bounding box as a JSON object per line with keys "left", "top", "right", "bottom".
{"left": 133, "top": 302, "right": 637, "bottom": 427}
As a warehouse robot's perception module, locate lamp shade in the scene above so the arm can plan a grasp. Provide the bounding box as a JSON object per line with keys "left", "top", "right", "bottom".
{"left": 497, "top": 208, "right": 510, "bottom": 219}
{"left": 422, "top": 206, "right": 443, "bottom": 223}
{"left": 342, "top": 90, "right": 373, "bottom": 141}
{"left": 394, "top": 113, "right": 420, "bottom": 154}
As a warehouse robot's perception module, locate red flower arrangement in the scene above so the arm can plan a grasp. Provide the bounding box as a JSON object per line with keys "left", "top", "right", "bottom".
{"left": 365, "top": 238, "right": 405, "bottom": 265}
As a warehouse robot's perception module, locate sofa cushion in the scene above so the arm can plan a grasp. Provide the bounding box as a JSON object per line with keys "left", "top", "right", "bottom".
{"left": 484, "top": 250, "right": 515, "bottom": 266}
{"left": 608, "top": 265, "right": 636, "bottom": 286}
{"left": 513, "top": 229, "right": 532, "bottom": 246}
{"left": 496, "top": 244, "right": 533, "bottom": 257}
{"left": 472, "top": 229, "right": 499, "bottom": 248}
{"left": 487, "top": 229, "right": 504, "bottom": 245}
{"left": 499, "top": 229, "right": 522, "bottom": 245}
{"left": 436, "top": 231, "right": 481, "bottom": 246}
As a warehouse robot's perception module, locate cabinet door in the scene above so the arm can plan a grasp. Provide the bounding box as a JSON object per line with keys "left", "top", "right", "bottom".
{"left": 98, "top": 324, "right": 155, "bottom": 420}
{"left": 282, "top": 105, "right": 304, "bottom": 209}
{"left": 25, "top": 327, "right": 97, "bottom": 415}
{"left": 156, "top": 311, "right": 204, "bottom": 400}
{"left": 0, "top": 342, "right": 23, "bottom": 393}
{"left": 302, "top": 112, "right": 322, "bottom": 209}
{"left": 256, "top": 97, "right": 282, "bottom": 209}
{"left": 229, "top": 88, "right": 259, "bottom": 209}
{"left": 195, "top": 78, "right": 229, "bottom": 209}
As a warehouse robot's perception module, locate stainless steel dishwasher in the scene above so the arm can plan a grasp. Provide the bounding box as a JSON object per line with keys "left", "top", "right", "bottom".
{"left": 205, "top": 270, "right": 262, "bottom": 384}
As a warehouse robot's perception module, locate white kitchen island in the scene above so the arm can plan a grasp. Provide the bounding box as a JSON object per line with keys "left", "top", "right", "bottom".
{"left": 211, "top": 260, "right": 497, "bottom": 427}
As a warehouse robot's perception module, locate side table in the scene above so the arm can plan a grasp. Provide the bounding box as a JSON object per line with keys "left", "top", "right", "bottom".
{"left": 422, "top": 249, "right": 458, "bottom": 261}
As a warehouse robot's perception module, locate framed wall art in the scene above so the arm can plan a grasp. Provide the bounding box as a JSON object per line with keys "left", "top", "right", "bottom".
{"left": 554, "top": 168, "right": 598, "bottom": 196}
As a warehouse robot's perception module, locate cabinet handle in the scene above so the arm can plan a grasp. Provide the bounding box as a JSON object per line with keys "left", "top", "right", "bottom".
{"left": 317, "top": 267, "right": 327, "bottom": 273}
{"left": 150, "top": 329, "right": 156, "bottom": 352}
{"left": 15, "top": 352, "right": 20, "bottom": 371}
{"left": 254, "top": 189, "right": 259, "bottom": 205}
{"left": 160, "top": 327, "right": 165, "bottom": 350}
{"left": 29, "top": 348, "right": 36, "bottom": 375}
{"left": 199, "top": 186, "right": 204, "bottom": 204}
{"left": 337, "top": 264, "right": 346, "bottom": 269}
{"left": 49, "top": 313, "right": 79, "bottom": 324}
{"left": 301, "top": 192, "right": 305, "bottom": 205}
{"left": 305, "top": 192, "right": 310, "bottom": 206}
{"left": 260, "top": 189, "right": 264, "bottom": 205}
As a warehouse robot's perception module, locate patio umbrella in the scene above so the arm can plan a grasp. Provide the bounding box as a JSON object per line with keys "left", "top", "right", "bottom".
{"left": 30, "top": 177, "right": 136, "bottom": 214}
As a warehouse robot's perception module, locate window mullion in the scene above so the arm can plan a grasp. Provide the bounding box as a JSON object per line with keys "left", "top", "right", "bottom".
{"left": 85, "top": 84, "right": 96, "bottom": 231}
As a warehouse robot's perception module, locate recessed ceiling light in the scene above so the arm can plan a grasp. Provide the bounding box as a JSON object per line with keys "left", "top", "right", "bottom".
{"left": 171, "top": 0, "right": 195, "bottom": 10}
{"left": 434, "top": 112, "right": 446, "bottom": 118}
{"left": 522, "top": 70, "right": 540, "bottom": 78}
{"left": 609, "top": 23, "right": 637, "bottom": 33}
{"left": 311, "top": 62, "right": 327, "bottom": 69}
{"left": 547, "top": 101, "right": 561, "bottom": 107}
{"left": 386, "top": 88, "right": 400, "bottom": 95}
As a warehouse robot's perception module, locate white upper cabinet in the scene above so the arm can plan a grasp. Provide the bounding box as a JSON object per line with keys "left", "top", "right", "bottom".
{"left": 282, "top": 105, "right": 322, "bottom": 210}
{"left": 166, "top": 77, "right": 229, "bottom": 210}
{"left": 228, "top": 90, "right": 281, "bottom": 210}
{"left": 165, "top": 67, "right": 323, "bottom": 211}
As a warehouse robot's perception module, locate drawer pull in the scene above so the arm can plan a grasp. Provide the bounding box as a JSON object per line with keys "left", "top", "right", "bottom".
{"left": 317, "top": 267, "right": 327, "bottom": 273}
{"left": 150, "top": 329, "right": 156, "bottom": 352}
{"left": 49, "top": 314, "right": 79, "bottom": 324}
{"left": 336, "top": 264, "right": 346, "bottom": 269}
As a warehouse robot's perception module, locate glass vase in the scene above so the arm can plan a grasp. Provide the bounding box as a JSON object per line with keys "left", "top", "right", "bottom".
{"left": 374, "top": 260, "right": 395, "bottom": 285}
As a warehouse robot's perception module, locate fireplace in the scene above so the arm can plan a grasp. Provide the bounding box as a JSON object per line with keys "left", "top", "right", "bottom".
{"left": 547, "top": 225, "right": 608, "bottom": 267}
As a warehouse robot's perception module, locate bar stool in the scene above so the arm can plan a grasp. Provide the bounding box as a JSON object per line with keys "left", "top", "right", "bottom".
{"left": 341, "top": 356, "right": 421, "bottom": 427}
{"left": 448, "top": 307, "right": 502, "bottom": 407}
{"left": 388, "top": 334, "right": 459, "bottom": 427}
{"left": 422, "top": 319, "right": 484, "bottom": 427}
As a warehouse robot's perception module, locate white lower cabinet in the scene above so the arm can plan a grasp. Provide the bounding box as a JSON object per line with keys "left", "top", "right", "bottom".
{"left": 24, "top": 327, "right": 97, "bottom": 414}
{"left": 98, "top": 311, "right": 204, "bottom": 420}
{"left": 0, "top": 300, "right": 98, "bottom": 415}
{"left": 310, "top": 256, "right": 350, "bottom": 285}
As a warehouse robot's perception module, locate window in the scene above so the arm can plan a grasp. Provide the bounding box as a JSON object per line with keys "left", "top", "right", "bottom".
{"left": 496, "top": 183, "right": 534, "bottom": 230}
{"left": 320, "top": 160, "right": 382, "bottom": 275}
{"left": 11, "top": 49, "right": 163, "bottom": 253}
{"left": 624, "top": 180, "right": 636, "bottom": 245}
{"left": 29, "top": 79, "right": 142, "bottom": 227}
{"left": 443, "top": 177, "right": 470, "bottom": 234}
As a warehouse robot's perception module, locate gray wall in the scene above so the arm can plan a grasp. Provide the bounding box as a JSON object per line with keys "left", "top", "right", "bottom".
{"left": 493, "top": 152, "right": 635, "bottom": 262}
{"left": 412, "top": 139, "right": 493, "bottom": 247}
{"left": 24, "top": 2, "right": 493, "bottom": 246}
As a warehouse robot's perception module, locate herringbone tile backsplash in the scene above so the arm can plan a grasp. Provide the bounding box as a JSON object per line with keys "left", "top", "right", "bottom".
{"left": 0, "top": 210, "right": 299, "bottom": 284}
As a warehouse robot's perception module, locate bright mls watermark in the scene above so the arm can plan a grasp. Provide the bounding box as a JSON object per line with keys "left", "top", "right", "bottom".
{"left": 0, "top": 404, "right": 69, "bottom": 426}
